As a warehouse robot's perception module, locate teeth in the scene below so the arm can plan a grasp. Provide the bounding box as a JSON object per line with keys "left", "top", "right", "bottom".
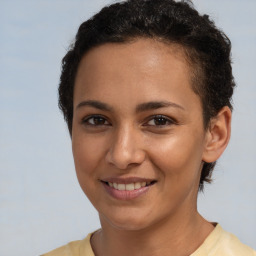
{"left": 117, "top": 184, "right": 125, "bottom": 190}
{"left": 108, "top": 181, "right": 151, "bottom": 191}
{"left": 126, "top": 183, "right": 135, "bottom": 191}
{"left": 134, "top": 182, "right": 141, "bottom": 189}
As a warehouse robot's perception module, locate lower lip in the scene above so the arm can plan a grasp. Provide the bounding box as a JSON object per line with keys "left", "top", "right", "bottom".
{"left": 102, "top": 183, "right": 151, "bottom": 200}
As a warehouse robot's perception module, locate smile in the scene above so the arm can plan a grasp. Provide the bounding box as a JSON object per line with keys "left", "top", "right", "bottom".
{"left": 104, "top": 181, "right": 155, "bottom": 191}
{"left": 101, "top": 178, "right": 157, "bottom": 200}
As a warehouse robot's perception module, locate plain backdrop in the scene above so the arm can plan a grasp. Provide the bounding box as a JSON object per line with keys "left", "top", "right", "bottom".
{"left": 0, "top": 0, "right": 255, "bottom": 255}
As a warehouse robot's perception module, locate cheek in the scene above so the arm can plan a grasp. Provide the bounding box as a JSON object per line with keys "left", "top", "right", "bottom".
{"left": 72, "top": 132, "right": 106, "bottom": 173}
{"left": 71, "top": 133, "right": 106, "bottom": 196}
{"left": 73, "top": 145, "right": 97, "bottom": 174}
{"left": 148, "top": 131, "right": 204, "bottom": 178}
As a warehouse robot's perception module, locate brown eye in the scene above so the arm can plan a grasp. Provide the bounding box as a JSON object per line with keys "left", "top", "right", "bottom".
{"left": 83, "top": 115, "right": 110, "bottom": 126}
{"left": 146, "top": 115, "right": 175, "bottom": 126}
{"left": 153, "top": 117, "right": 168, "bottom": 125}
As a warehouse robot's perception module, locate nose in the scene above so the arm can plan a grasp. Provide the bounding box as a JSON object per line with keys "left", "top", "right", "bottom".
{"left": 105, "top": 125, "right": 146, "bottom": 170}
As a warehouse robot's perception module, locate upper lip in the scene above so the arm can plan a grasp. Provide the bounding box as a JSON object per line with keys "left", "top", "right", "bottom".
{"left": 101, "top": 176, "right": 156, "bottom": 184}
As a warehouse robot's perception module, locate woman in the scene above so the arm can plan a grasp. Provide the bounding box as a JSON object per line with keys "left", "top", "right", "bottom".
{"left": 42, "top": 0, "right": 256, "bottom": 255}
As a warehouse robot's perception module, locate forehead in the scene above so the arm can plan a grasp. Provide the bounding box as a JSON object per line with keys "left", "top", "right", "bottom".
{"left": 74, "top": 38, "right": 200, "bottom": 113}
{"left": 77, "top": 38, "right": 190, "bottom": 78}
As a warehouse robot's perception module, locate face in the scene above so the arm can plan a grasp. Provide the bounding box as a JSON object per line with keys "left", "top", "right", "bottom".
{"left": 72, "top": 39, "right": 209, "bottom": 231}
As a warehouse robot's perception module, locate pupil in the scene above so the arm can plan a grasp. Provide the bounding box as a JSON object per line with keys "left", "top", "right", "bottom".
{"left": 155, "top": 117, "right": 166, "bottom": 125}
{"left": 94, "top": 117, "right": 105, "bottom": 125}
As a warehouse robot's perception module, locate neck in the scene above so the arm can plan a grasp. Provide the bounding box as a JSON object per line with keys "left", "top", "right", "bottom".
{"left": 91, "top": 210, "right": 214, "bottom": 256}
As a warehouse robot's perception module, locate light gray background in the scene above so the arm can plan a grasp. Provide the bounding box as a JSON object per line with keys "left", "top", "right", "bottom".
{"left": 0, "top": 0, "right": 255, "bottom": 255}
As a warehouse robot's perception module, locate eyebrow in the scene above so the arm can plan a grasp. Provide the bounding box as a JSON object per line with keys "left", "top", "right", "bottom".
{"left": 75, "top": 100, "right": 184, "bottom": 112}
{"left": 76, "top": 100, "right": 113, "bottom": 111}
{"left": 135, "top": 101, "right": 185, "bottom": 112}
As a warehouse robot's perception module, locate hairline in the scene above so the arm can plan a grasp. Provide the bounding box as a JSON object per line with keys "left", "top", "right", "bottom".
{"left": 72, "top": 36, "right": 209, "bottom": 131}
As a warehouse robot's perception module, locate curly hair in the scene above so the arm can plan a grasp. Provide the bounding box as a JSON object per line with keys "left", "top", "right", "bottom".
{"left": 58, "top": 0, "right": 235, "bottom": 191}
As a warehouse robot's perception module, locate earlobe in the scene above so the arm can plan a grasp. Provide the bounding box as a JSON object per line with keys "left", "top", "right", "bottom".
{"left": 202, "top": 106, "right": 232, "bottom": 163}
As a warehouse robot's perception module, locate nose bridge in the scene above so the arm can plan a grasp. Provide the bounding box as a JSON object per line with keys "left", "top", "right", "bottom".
{"left": 116, "top": 125, "right": 132, "bottom": 153}
{"left": 106, "top": 123, "right": 145, "bottom": 169}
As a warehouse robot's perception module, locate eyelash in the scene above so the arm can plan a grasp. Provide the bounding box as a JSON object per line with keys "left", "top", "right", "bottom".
{"left": 82, "top": 114, "right": 176, "bottom": 127}
{"left": 144, "top": 115, "right": 176, "bottom": 127}
{"left": 82, "top": 115, "right": 110, "bottom": 126}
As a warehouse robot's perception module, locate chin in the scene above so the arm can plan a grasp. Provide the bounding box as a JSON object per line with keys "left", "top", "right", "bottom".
{"left": 100, "top": 210, "right": 153, "bottom": 231}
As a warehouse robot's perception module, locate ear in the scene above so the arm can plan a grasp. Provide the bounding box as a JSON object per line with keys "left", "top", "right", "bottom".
{"left": 202, "top": 106, "right": 232, "bottom": 163}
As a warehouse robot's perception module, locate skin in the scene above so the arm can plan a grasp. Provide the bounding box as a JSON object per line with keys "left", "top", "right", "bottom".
{"left": 72, "top": 38, "right": 231, "bottom": 256}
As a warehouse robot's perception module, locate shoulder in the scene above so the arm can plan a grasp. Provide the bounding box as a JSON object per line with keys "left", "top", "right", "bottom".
{"left": 40, "top": 233, "right": 94, "bottom": 256}
{"left": 192, "top": 224, "right": 256, "bottom": 256}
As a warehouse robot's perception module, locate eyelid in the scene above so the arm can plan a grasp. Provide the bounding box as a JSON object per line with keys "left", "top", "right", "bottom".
{"left": 143, "top": 114, "right": 177, "bottom": 126}
{"left": 81, "top": 114, "right": 177, "bottom": 127}
{"left": 82, "top": 114, "right": 111, "bottom": 126}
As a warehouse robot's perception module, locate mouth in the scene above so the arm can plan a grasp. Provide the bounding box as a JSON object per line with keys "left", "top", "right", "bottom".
{"left": 101, "top": 180, "right": 157, "bottom": 191}
{"left": 100, "top": 178, "right": 157, "bottom": 200}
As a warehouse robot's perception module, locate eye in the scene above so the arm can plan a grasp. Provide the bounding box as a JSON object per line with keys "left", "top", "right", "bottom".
{"left": 145, "top": 115, "right": 176, "bottom": 126}
{"left": 82, "top": 115, "right": 110, "bottom": 126}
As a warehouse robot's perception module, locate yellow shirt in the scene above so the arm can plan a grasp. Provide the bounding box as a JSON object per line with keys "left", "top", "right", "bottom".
{"left": 42, "top": 224, "right": 256, "bottom": 256}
